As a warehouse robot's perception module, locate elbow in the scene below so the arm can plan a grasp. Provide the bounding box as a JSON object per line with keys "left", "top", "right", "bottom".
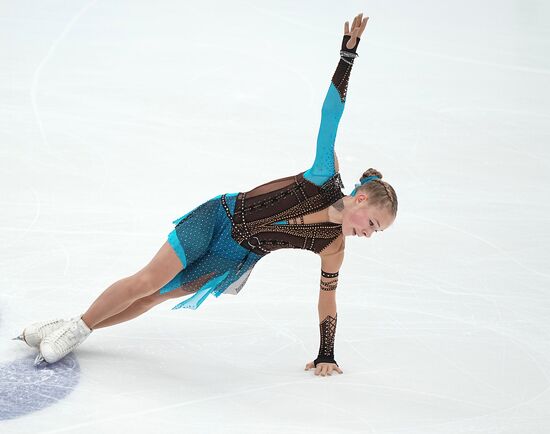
{"left": 318, "top": 295, "right": 337, "bottom": 309}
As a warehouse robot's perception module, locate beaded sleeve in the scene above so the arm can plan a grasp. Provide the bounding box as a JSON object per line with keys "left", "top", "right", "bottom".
{"left": 304, "top": 34, "right": 361, "bottom": 186}
{"left": 313, "top": 313, "right": 338, "bottom": 367}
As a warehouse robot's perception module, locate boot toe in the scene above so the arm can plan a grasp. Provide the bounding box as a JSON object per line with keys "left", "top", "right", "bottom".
{"left": 19, "top": 319, "right": 67, "bottom": 349}
{"left": 23, "top": 331, "right": 42, "bottom": 348}
{"left": 39, "top": 341, "right": 60, "bottom": 363}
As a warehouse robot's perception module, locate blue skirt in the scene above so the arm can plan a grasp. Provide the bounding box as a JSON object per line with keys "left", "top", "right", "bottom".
{"left": 160, "top": 193, "right": 263, "bottom": 310}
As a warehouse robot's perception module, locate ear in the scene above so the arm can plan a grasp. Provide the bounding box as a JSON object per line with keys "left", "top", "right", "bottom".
{"left": 355, "top": 193, "right": 369, "bottom": 203}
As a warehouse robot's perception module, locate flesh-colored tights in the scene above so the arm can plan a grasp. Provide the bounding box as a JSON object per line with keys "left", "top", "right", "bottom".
{"left": 79, "top": 241, "right": 214, "bottom": 330}
{"left": 81, "top": 272, "right": 214, "bottom": 330}
{"left": 92, "top": 294, "right": 161, "bottom": 329}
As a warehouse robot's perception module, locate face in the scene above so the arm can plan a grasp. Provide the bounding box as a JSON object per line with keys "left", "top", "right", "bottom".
{"left": 341, "top": 193, "right": 395, "bottom": 238}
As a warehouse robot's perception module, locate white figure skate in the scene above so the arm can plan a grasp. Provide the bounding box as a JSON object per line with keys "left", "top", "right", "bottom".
{"left": 34, "top": 316, "right": 92, "bottom": 366}
{"left": 13, "top": 318, "right": 72, "bottom": 348}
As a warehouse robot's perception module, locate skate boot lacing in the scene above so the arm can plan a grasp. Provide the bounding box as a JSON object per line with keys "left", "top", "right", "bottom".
{"left": 50, "top": 322, "right": 87, "bottom": 354}
{"left": 36, "top": 319, "right": 64, "bottom": 333}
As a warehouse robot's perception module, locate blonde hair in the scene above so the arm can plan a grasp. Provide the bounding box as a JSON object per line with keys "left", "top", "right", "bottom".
{"left": 355, "top": 168, "right": 398, "bottom": 217}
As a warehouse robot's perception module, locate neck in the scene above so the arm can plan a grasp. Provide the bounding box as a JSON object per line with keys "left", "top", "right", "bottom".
{"left": 328, "top": 196, "right": 351, "bottom": 224}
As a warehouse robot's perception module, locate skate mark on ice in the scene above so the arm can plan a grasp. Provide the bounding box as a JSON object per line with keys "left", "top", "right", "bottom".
{"left": 0, "top": 354, "right": 80, "bottom": 420}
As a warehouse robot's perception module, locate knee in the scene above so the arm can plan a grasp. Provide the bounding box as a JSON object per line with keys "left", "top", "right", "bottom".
{"left": 127, "top": 272, "right": 158, "bottom": 299}
{"left": 134, "top": 288, "right": 190, "bottom": 310}
{"left": 134, "top": 295, "right": 158, "bottom": 311}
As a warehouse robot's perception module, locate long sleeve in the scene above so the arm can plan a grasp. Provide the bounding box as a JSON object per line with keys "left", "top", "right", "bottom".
{"left": 304, "top": 34, "right": 361, "bottom": 186}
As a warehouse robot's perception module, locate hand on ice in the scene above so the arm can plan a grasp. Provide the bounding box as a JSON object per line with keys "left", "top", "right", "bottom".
{"left": 304, "top": 361, "right": 343, "bottom": 376}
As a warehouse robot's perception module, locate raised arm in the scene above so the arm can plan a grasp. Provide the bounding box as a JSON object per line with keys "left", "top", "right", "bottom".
{"left": 303, "top": 14, "right": 369, "bottom": 186}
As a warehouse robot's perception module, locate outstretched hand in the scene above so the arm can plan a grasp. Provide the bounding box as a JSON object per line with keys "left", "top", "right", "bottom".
{"left": 344, "top": 12, "right": 369, "bottom": 50}
{"left": 305, "top": 361, "right": 343, "bottom": 376}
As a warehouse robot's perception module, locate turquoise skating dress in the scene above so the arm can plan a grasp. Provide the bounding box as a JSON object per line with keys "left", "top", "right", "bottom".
{"left": 160, "top": 34, "right": 359, "bottom": 310}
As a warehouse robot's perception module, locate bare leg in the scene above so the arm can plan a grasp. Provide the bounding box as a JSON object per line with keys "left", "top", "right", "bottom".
{"left": 92, "top": 289, "right": 191, "bottom": 329}
{"left": 81, "top": 241, "right": 183, "bottom": 330}
{"left": 91, "top": 272, "right": 216, "bottom": 329}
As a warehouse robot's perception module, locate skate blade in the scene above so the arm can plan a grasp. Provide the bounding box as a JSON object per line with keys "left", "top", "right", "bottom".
{"left": 34, "top": 353, "right": 46, "bottom": 366}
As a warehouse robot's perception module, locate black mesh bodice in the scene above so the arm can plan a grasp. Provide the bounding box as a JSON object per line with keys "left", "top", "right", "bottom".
{"left": 222, "top": 171, "right": 345, "bottom": 257}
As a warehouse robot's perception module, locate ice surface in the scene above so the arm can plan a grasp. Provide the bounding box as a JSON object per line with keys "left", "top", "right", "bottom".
{"left": 1, "top": 0, "right": 550, "bottom": 433}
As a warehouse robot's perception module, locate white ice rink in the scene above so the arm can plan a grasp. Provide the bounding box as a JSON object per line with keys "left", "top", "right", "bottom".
{"left": 1, "top": 1, "right": 550, "bottom": 433}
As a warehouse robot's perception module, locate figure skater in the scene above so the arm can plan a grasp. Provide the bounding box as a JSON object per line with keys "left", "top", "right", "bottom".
{"left": 14, "top": 13, "right": 397, "bottom": 377}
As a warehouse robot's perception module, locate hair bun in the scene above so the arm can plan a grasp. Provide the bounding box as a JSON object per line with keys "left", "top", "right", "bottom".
{"left": 361, "top": 168, "right": 383, "bottom": 181}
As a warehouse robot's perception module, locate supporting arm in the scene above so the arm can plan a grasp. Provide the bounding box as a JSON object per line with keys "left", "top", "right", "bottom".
{"left": 314, "top": 246, "right": 344, "bottom": 367}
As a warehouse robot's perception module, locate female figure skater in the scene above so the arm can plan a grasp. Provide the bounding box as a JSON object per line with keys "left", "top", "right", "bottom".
{"left": 15, "top": 13, "right": 397, "bottom": 376}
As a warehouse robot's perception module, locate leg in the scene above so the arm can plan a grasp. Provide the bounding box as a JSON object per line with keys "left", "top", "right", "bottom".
{"left": 92, "top": 288, "right": 192, "bottom": 329}
{"left": 92, "top": 272, "right": 217, "bottom": 329}
{"left": 81, "top": 240, "right": 184, "bottom": 330}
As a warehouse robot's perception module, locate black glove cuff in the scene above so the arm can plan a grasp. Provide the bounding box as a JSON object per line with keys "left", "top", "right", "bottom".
{"left": 314, "top": 355, "right": 339, "bottom": 367}
{"left": 341, "top": 34, "right": 361, "bottom": 54}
